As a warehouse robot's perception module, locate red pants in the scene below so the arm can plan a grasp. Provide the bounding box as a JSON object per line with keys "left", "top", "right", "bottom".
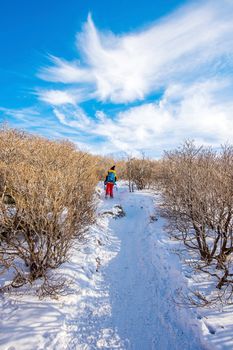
{"left": 105, "top": 182, "right": 114, "bottom": 197}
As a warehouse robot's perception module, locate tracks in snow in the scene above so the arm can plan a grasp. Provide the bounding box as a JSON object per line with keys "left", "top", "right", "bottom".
{"left": 56, "top": 186, "right": 206, "bottom": 350}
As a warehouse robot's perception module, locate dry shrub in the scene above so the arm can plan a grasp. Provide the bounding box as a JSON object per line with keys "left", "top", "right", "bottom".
{"left": 126, "top": 154, "right": 159, "bottom": 191}
{"left": 95, "top": 156, "right": 114, "bottom": 181}
{"left": 162, "top": 141, "right": 233, "bottom": 304}
{"left": 0, "top": 126, "right": 97, "bottom": 294}
{"left": 114, "top": 159, "right": 127, "bottom": 180}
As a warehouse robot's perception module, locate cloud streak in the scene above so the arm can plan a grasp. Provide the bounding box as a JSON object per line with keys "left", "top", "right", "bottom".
{"left": 39, "top": 0, "right": 233, "bottom": 104}
{"left": 52, "top": 78, "right": 233, "bottom": 156}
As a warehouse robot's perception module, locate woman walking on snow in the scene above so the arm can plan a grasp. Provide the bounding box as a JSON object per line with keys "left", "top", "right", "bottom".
{"left": 104, "top": 165, "right": 117, "bottom": 198}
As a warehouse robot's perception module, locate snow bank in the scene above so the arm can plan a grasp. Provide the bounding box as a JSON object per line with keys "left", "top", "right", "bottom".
{"left": 0, "top": 183, "right": 232, "bottom": 349}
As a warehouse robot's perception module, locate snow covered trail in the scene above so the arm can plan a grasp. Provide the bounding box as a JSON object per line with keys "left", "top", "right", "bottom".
{"left": 56, "top": 184, "right": 206, "bottom": 349}
{"left": 96, "top": 187, "right": 205, "bottom": 349}
{"left": 0, "top": 184, "right": 208, "bottom": 350}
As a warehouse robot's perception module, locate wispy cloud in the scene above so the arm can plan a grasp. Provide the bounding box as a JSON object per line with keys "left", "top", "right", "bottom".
{"left": 39, "top": 1, "right": 233, "bottom": 104}
{"left": 0, "top": 106, "right": 96, "bottom": 151}
{"left": 0, "top": 107, "right": 40, "bottom": 122}
{"left": 36, "top": 88, "right": 94, "bottom": 106}
{"left": 50, "top": 78, "right": 233, "bottom": 156}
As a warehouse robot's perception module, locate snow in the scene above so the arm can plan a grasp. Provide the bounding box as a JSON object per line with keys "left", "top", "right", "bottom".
{"left": 0, "top": 183, "right": 232, "bottom": 349}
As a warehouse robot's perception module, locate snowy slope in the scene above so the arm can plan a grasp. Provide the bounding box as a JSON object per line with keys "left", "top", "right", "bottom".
{"left": 0, "top": 183, "right": 229, "bottom": 349}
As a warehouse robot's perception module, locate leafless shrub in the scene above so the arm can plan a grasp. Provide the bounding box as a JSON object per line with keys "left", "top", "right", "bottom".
{"left": 95, "top": 156, "right": 114, "bottom": 181}
{"left": 161, "top": 140, "right": 233, "bottom": 304}
{"left": 0, "top": 126, "right": 98, "bottom": 295}
{"left": 126, "top": 153, "right": 159, "bottom": 191}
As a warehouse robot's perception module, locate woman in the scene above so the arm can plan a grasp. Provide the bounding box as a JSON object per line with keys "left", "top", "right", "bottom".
{"left": 104, "top": 165, "right": 117, "bottom": 198}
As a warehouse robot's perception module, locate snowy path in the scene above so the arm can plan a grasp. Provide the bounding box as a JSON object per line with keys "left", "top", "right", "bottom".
{"left": 57, "top": 185, "right": 206, "bottom": 349}
{"left": 0, "top": 184, "right": 208, "bottom": 350}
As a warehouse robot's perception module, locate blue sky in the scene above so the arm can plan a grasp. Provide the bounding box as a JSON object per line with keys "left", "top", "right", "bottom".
{"left": 1, "top": 0, "right": 233, "bottom": 157}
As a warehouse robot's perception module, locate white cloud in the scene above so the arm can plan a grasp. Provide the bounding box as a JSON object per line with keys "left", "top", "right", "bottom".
{"left": 39, "top": 55, "right": 93, "bottom": 84}
{"left": 39, "top": 1, "right": 233, "bottom": 104}
{"left": 51, "top": 78, "right": 233, "bottom": 155}
{"left": 53, "top": 106, "right": 92, "bottom": 129}
{"left": 37, "top": 90, "right": 77, "bottom": 105}
{"left": 3, "top": 78, "right": 233, "bottom": 157}
{"left": 0, "top": 106, "right": 95, "bottom": 151}
{"left": 0, "top": 107, "right": 40, "bottom": 121}
{"left": 36, "top": 87, "right": 96, "bottom": 106}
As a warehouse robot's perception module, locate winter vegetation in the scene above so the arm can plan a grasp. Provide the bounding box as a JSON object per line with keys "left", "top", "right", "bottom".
{"left": 1, "top": 124, "right": 233, "bottom": 306}
{"left": 160, "top": 141, "right": 233, "bottom": 306}
{"left": 0, "top": 125, "right": 136, "bottom": 296}
{"left": 1, "top": 125, "right": 233, "bottom": 349}
{"left": 0, "top": 125, "right": 97, "bottom": 296}
{"left": 126, "top": 154, "right": 157, "bottom": 191}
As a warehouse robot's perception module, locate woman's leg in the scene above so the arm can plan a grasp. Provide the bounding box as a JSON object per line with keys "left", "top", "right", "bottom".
{"left": 110, "top": 183, "right": 114, "bottom": 197}
{"left": 106, "top": 183, "right": 110, "bottom": 196}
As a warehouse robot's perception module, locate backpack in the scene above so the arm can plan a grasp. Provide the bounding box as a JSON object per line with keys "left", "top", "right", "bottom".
{"left": 107, "top": 171, "right": 115, "bottom": 183}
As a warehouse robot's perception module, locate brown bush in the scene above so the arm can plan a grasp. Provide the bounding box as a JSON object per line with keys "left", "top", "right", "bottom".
{"left": 0, "top": 126, "right": 97, "bottom": 294}
{"left": 161, "top": 141, "right": 233, "bottom": 303}
{"left": 94, "top": 156, "right": 114, "bottom": 181}
{"left": 126, "top": 154, "right": 159, "bottom": 191}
